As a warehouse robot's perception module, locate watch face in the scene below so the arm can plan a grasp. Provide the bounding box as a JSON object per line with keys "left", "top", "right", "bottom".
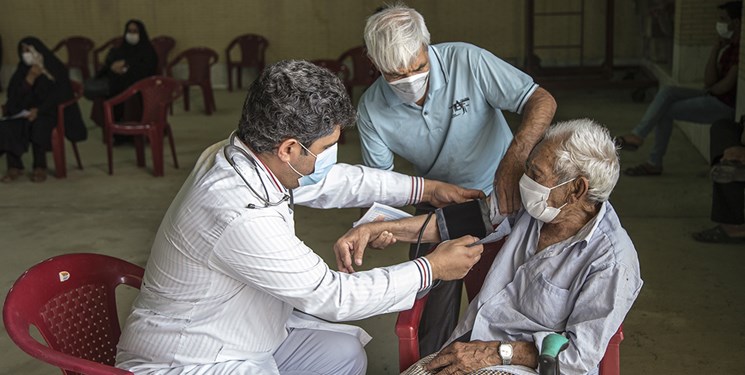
{"left": 500, "top": 344, "right": 513, "bottom": 357}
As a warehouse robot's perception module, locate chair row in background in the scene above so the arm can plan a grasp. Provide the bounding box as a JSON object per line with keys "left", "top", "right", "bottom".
{"left": 51, "top": 34, "right": 380, "bottom": 105}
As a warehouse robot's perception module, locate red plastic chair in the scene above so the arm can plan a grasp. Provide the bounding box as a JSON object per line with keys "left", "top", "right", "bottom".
{"left": 225, "top": 34, "right": 268, "bottom": 91}
{"left": 167, "top": 47, "right": 218, "bottom": 115}
{"left": 52, "top": 36, "right": 95, "bottom": 80}
{"left": 338, "top": 45, "right": 380, "bottom": 100}
{"left": 151, "top": 35, "right": 176, "bottom": 75}
{"left": 93, "top": 37, "right": 123, "bottom": 73}
{"left": 51, "top": 80, "right": 84, "bottom": 179}
{"left": 103, "top": 76, "right": 182, "bottom": 177}
{"left": 311, "top": 59, "right": 351, "bottom": 144}
{"left": 396, "top": 238, "right": 624, "bottom": 374}
{"left": 3, "top": 253, "right": 144, "bottom": 375}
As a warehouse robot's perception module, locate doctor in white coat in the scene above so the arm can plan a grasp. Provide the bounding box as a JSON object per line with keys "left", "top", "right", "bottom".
{"left": 115, "top": 60, "right": 485, "bottom": 375}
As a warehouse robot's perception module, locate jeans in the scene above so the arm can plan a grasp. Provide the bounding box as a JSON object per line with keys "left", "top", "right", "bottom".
{"left": 631, "top": 85, "right": 735, "bottom": 167}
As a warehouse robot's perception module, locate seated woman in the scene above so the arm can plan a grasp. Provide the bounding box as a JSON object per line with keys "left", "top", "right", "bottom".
{"left": 336, "top": 119, "right": 643, "bottom": 375}
{"left": 0, "top": 37, "right": 86, "bottom": 183}
{"left": 90, "top": 19, "right": 157, "bottom": 131}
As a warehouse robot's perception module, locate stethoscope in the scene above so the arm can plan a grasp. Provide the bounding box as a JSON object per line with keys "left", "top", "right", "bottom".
{"left": 223, "top": 133, "right": 293, "bottom": 209}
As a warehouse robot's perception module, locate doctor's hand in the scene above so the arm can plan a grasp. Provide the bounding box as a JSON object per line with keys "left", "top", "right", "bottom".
{"left": 333, "top": 221, "right": 394, "bottom": 273}
{"left": 425, "top": 236, "right": 482, "bottom": 281}
{"left": 493, "top": 149, "right": 525, "bottom": 215}
{"left": 423, "top": 180, "right": 485, "bottom": 208}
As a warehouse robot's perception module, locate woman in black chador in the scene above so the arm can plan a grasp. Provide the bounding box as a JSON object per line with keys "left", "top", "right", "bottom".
{"left": 90, "top": 19, "right": 158, "bottom": 130}
{"left": 0, "top": 37, "right": 86, "bottom": 183}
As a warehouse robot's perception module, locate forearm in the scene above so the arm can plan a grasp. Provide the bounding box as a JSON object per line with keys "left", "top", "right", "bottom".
{"left": 510, "top": 87, "right": 556, "bottom": 161}
{"left": 365, "top": 214, "right": 441, "bottom": 243}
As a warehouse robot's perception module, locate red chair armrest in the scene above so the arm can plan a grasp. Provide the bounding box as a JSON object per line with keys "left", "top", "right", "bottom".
{"left": 395, "top": 294, "right": 429, "bottom": 372}
{"left": 225, "top": 39, "right": 239, "bottom": 64}
{"left": 165, "top": 53, "right": 185, "bottom": 77}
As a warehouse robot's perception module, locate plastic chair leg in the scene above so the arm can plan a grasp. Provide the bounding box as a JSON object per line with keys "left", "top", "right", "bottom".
{"left": 201, "top": 84, "right": 214, "bottom": 115}
{"left": 227, "top": 65, "right": 234, "bottom": 92}
{"left": 133, "top": 136, "right": 146, "bottom": 167}
{"left": 106, "top": 128, "right": 114, "bottom": 175}
{"left": 51, "top": 128, "right": 66, "bottom": 179}
{"left": 237, "top": 67, "right": 243, "bottom": 90}
{"left": 166, "top": 125, "right": 178, "bottom": 169}
{"left": 71, "top": 142, "right": 83, "bottom": 170}
{"left": 149, "top": 130, "right": 164, "bottom": 177}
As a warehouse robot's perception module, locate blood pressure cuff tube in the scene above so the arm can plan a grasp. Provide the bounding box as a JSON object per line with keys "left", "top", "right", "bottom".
{"left": 435, "top": 199, "right": 492, "bottom": 241}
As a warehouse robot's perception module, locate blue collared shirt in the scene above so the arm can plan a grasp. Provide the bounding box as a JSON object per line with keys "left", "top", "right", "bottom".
{"left": 447, "top": 200, "right": 643, "bottom": 375}
{"left": 357, "top": 42, "right": 538, "bottom": 194}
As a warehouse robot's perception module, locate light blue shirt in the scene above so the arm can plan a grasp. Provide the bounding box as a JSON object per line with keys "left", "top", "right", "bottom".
{"left": 357, "top": 42, "right": 538, "bottom": 194}
{"left": 447, "top": 201, "right": 643, "bottom": 375}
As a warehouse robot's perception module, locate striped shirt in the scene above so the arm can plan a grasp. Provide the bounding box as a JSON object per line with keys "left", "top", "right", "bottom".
{"left": 116, "top": 138, "right": 433, "bottom": 374}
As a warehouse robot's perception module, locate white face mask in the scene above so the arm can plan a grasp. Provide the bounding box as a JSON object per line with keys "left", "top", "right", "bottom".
{"left": 298, "top": 143, "right": 337, "bottom": 186}
{"left": 388, "top": 71, "right": 429, "bottom": 103}
{"left": 125, "top": 32, "right": 140, "bottom": 45}
{"left": 716, "top": 22, "right": 734, "bottom": 39}
{"left": 287, "top": 142, "right": 338, "bottom": 186}
{"left": 519, "top": 174, "right": 575, "bottom": 223}
{"left": 22, "top": 52, "right": 35, "bottom": 66}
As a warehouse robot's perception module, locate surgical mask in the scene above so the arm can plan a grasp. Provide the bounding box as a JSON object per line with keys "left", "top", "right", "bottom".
{"left": 287, "top": 143, "right": 338, "bottom": 186}
{"left": 125, "top": 32, "right": 140, "bottom": 45}
{"left": 388, "top": 71, "right": 429, "bottom": 103}
{"left": 716, "top": 22, "right": 733, "bottom": 39}
{"left": 519, "top": 174, "right": 575, "bottom": 223}
{"left": 22, "top": 52, "right": 34, "bottom": 66}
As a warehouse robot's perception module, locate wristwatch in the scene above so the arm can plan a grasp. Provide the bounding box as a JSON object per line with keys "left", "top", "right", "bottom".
{"left": 499, "top": 342, "right": 513, "bottom": 365}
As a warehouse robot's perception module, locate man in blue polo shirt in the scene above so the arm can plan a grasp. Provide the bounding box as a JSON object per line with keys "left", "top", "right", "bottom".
{"left": 356, "top": 4, "right": 557, "bottom": 356}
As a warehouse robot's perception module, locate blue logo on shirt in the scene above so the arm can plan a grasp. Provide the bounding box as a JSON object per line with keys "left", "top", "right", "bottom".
{"left": 451, "top": 97, "right": 470, "bottom": 117}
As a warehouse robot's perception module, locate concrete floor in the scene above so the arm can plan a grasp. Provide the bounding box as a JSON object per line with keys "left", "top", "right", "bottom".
{"left": 1, "top": 87, "right": 743, "bottom": 374}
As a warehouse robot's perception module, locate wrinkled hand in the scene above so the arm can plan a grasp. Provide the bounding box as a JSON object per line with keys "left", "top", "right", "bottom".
{"left": 494, "top": 150, "right": 525, "bottom": 215}
{"left": 427, "top": 181, "right": 485, "bottom": 208}
{"left": 425, "top": 341, "right": 501, "bottom": 374}
{"left": 333, "top": 221, "right": 391, "bottom": 273}
{"left": 425, "top": 236, "right": 482, "bottom": 281}
{"left": 27, "top": 108, "right": 38, "bottom": 122}
{"left": 722, "top": 146, "right": 745, "bottom": 164}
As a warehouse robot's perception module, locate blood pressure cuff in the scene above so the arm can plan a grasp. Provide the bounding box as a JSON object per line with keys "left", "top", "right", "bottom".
{"left": 435, "top": 199, "right": 492, "bottom": 241}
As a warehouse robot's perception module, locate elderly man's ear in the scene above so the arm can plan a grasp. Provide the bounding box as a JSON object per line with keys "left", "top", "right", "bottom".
{"left": 568, "top": 177, "right": 590, "bottom": 203}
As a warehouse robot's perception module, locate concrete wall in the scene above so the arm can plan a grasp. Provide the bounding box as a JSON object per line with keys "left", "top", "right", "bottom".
{"left": 0, "top": 0, "right": 643, "bottom": 87}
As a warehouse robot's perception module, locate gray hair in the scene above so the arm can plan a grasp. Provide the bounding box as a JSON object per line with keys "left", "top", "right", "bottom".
{"left": 364, "top": 3, "right": 431, "bottom": 74}
{"left": 237, "top": 60, "right": 355, "bottom": 153}
{"left": 544, "top": 119, "right": 620, "bottom": 203}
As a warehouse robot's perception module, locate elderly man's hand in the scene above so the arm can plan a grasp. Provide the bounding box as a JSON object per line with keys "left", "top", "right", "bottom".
{"left": 425, "top": 341, "right": 500, "bottom": 374}
{"left": 493, "top": 149, "right": 526, "bottom": 215}
{"left": 424, "top": 180, "right": 485, "bottom": 208}
{"left": 425, "top": 236, "right": 482, "bottom": 281}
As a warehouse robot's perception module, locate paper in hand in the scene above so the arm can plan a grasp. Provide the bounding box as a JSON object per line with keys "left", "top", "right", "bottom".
{"left": 353, "top": 202, "right": 412, "bottom": 227}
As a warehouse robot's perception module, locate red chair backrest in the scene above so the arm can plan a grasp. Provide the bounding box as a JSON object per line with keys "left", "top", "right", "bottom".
{"left": 3, "top": 253, "right": 143, "bottom": 374}
{"left": 129, "top": 76, "right": 182, "bottom": 126}
{"left": 53, "top": 36, "right": 95, "bottom": 79}
{"left": 151, "top": 35, "right": 176, "bottom": 75}
{"left": 338, "top": 45, "right": 380, "bottom": 87}
{"left": 169, "top": 47, "right": 218, "bottom": 83}
{"left": 227, "top": 34, "right": 268, "bottom": 70}
{"left": 93, "top": 36, "right": 123, "bottom": 73}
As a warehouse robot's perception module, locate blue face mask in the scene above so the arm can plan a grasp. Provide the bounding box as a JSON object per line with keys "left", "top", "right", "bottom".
{"left": 287, "top": 143, "right": 338, "bottom": 187}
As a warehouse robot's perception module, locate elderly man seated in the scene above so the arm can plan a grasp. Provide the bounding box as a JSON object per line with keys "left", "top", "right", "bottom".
{"left": 335, "top": 118, "right": 643, "bottom": 375}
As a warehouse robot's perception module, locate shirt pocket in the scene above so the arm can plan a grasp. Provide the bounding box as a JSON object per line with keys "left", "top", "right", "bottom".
{"left": 519, "top": 273, "right": 572, "bottom": 330}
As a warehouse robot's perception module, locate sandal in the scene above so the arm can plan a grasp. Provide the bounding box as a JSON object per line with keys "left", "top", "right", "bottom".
{"left": 614, "top": 135, "right": 642, "bottom": 151}
{"left": 692, "top": 225, "right": 745, "bottom": 244}
{"left": 711, "top": 160, "right": 745, "bottom": 183}
{"left": 624, "top": 163, "right": 662, "bottom": 177}
{"left": 1, "top": 168, "right": 23, "bottom": 183}
{"left": 30, "top": 167, "right": 47, "bottom": 183}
